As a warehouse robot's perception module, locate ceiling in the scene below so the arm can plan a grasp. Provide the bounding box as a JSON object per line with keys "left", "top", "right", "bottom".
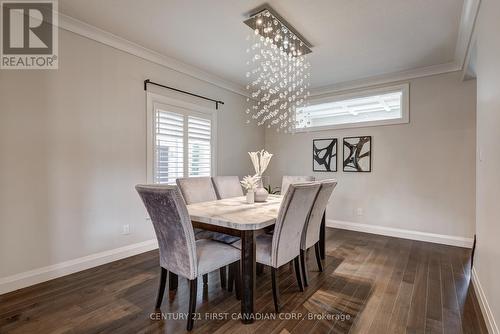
{"left": 59, "top": 0, "right": 468, "bottom": 91}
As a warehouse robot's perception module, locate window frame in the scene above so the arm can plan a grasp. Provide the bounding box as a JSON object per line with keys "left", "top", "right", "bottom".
{"left": 295, "top": 83, "right": 409, "bottom": 132}
{"left": 146, "top": 92, "right": 217, "bottom": 184}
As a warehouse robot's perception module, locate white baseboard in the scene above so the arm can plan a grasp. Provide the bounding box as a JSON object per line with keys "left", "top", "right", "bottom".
{"left": 0, "top": 221, "right": 475, "bottom": 295}
{"left": 472, "top": 267, "right": 500, "bottom": 334}
{"left": 326, "top": 219, "right": 474, "bottom": 248}
{"left": 0, "top": 239, "right": 158, "bottom": 295}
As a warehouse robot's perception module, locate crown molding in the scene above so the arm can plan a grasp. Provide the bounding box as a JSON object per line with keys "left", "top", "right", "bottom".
{"left": 57, "top": 13, "right": 248, "bottom": 97}
{"left": 56, "top": 0, "right": 480, "bottom": 99}
{"left": 310, "top": 61, "right": 461, "bottom": 97}
{"left": 462, "top": 32, "right": 477, "bottom": 81}
{"left": 455, "top": 0, "right": 481, "bottom": 71}
{"left": 460, "top": 0, "right": 481, "bottom": 81}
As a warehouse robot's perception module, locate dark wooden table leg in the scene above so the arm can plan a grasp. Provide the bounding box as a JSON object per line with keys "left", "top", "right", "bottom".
{"left": 240, "top": 230, "right": 256, "bottom": 324}
{"left": 320, "top": 211, "right": 326, "bottom": 260}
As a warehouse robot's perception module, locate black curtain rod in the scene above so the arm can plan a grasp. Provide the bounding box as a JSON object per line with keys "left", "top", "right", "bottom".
{"left": 144, "top": 79, "right": 224, "bottom": 110}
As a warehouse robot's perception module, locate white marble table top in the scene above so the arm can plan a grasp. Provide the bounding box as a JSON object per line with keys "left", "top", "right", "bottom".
{"left": 186, "top": 195, "right": 283, "bottom": 230}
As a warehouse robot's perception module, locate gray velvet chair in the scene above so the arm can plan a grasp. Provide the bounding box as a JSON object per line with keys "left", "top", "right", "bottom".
{"left": 135, "top": 185, "right": 240, "bottom": 331}
{"left": 211, "top": 176, "right": 244, "bottom": 291}
{"left": 176, "top": 177, "right": 218, "bottom": 204}
{"left": 281, "top": 175, "right": 315, "bottom": 195}
{"left": 300, "top": 179, "right": 337, "bottom": 286}
{"left": 212, "top": 176, "right": 244, "bottom": 199}
{"left": 176, "top": 177, "right": 239, "bottom": 288}
{"left": 176, "top": 177, "right": 216, "bottom": 239}
{"left": 177, "top": 177, "right": 239, "bottom": 244}
{"left": 232, "top": 182, "right": 321, "bottom": 313}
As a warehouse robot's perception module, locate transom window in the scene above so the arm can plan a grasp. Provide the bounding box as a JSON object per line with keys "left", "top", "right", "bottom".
{"left": 296, "top": 84, "right": 409, "bottom": 131}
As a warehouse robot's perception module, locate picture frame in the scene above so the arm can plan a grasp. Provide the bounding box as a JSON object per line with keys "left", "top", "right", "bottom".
{"left": 343, "top": 136, "right": 372, "bottom": 172}
{"left": 312, "top": 138, "right": 337, "bottom": 172}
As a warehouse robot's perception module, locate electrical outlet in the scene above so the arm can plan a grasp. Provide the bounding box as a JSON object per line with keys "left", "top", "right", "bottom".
{"left": 356, "top": 208, "right": 364, "bottom": 216}
{"left": 122, "top": 224, "right": 130, "bottom": 235}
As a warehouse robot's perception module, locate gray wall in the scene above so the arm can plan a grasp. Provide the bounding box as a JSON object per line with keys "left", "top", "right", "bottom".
{"left": 0, "top": 29, "right": 264, "bottom": 278}
{"left": 475, "top": 0, "right": 500, "bottom": 329}
{"left": 265, "top": 72, "right": 476, "bottom": 239}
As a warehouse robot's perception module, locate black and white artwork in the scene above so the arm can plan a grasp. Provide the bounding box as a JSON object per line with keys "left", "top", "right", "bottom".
{"left": 343, "top": 136, "right": 372, "bottom": 172}
{"left": 313, "top": 138, "right": 337, "bottom": 172}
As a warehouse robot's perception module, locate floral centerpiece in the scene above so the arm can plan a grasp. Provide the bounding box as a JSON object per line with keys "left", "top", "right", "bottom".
{"left": 240, "top": 175, "right": 260, "bottom": 204}
{"left": 248, "top": 150, "right": 273, "bottom": 202}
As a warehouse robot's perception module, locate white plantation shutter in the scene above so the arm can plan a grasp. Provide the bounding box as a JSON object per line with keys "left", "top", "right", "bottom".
{"left": 188, "top": 116, "right": 211, "bottom": 177}
{"left": 154, "top": 109, "right": 184, "bottom": 184}
{"left": 150, "top": 97, "right": 215, "bottom": 184}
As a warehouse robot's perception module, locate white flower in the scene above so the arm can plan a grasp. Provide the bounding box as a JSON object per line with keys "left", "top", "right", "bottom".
{"left": 240, "top": 175, "right": 260, "bottom": 191}
{"left": 248, "top": 151, "right": 260, "bottom": 175}
{"left": 248, "top": 149, "right": 273, "bottom": 176}
{"left": 259, "top": 150, "right": 273, "bottom": 175}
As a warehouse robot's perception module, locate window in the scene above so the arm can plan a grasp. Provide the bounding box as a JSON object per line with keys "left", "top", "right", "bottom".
{"left": 147, "top": 93, "right": 216, "bottom": 184}
{"left": 296, "top": 84, "right": 409, "bottom": 131}
{"left": 188, "top": 116, "right": 212, "bottom": 177}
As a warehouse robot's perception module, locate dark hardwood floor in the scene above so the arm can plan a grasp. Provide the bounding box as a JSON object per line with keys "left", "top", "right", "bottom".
{"left": 0, "top": 229, "right": 487, "bottom": 334}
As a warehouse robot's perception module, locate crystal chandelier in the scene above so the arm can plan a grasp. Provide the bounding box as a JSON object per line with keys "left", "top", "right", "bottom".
{"left": 243, "top": 6, "right": 312, "bottom": 133}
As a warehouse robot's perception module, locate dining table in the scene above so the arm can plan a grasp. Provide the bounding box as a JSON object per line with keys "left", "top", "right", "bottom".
{"left": 185, "top": 194, "right": 326, "bottom": 324}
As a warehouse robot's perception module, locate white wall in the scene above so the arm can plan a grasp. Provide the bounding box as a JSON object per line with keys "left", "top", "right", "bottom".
{"left": 474, "top": 0, "right": 500, "bottom": 331}
{"left": 265, "top": 72, "right": 476, "bottom": 241}
{"left": 0, "top": 29, "right": 264, "bottom": 280}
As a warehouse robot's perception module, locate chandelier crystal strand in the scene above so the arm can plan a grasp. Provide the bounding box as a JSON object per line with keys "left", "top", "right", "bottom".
{"left": 244, "top": 9, "right": 311, "bottom": 133}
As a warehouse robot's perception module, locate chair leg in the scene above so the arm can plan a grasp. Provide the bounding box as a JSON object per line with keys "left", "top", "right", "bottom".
{"left": 155, "top": 267, "right": 167, "bottom": 309}
{"left": 169, "top": 272, "right": 178, "bottom": 290}
{"left": 187, "top": 278, "right": 198, "bottom": 331}
{"left": 315, "top": 242, "right": 324, "bottom": 272}
{"left": 203, "top": 273, "right": 208, "bottom": 285}
{"left": 220, "top": 266, "right": 227, "bottom": 289}
{"left": 235, "top": 261, "right": 241, "bottom": 300}
{"left": 168, "top": 271, "right": 178, "bottom": 300}
{"left": 271, "top": 267, "right": 281, "bottom": 313}
{"left": 300, "top": 249, "right": 309, "bottom": 287}
{"left": 293, "top": 256, "right": 304, "bottom": 292}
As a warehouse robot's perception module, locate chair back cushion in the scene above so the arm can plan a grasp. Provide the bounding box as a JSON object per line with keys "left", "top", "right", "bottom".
{"left": 302, "top": 179, "right": 337, "bottom": 250}
{"left": 272, "top": 182, "right": 320, "bottom": 267}
{"left": 176, "top": 177, "right": 217, "bottom": 204}
{"left": 281, "top": 175, "right": 315, "bottom": 195}
{"left": 212, "top": 176, "right": 244, "bottom": 199}
{"left": 135, "top": 185, "right": 197, "bottom": 279}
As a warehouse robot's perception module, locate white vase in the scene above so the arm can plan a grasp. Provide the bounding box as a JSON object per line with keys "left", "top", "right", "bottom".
{"left": 246, "top": 190, "right": 255, "bottom": 204}
{"left": 254, "top": 175, "right": 269, "bottom": 202}
{"left": 254, "top": 186, "right": 269, "bottom": 202}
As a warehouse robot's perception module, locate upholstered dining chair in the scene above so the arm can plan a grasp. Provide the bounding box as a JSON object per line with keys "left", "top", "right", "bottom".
{"left": 232, "top": 182, "right": 321, "bottom": 313}
{"left": 176, "top": 177, "right": 239, "bottom": 288}
{"left": 299, "top": 179, "right": 337, "bottom": 287}
{"left": 211, "top": 176, "right": 245, "bottom": 294}
{"left": 281, "top": 175, "right": 315, "bottom": 195}
{"left": 263, "top": 175, "right": 316, "bottom": 239}
{"left": 177, "top": 177, "right": 239, "bottom": 244}
{"left": 135, "top": 185, "right": 241, "bottom": 331}
{"left": 212, "top": 176, "right": 244, "bottom": 199}
{"left": 176, "top": 177, "right": 218, "bottom": 205}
